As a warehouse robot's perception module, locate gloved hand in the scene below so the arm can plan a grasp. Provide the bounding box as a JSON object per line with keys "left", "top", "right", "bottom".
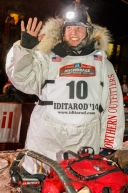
{"left": 20, "top": 17, "right": 44, "bottom": 49}
{"left": 21, "top": 31, "right": 39, "bottom": 49}
{"left": 99, "top": 148, "right": 115, "bottom": 156}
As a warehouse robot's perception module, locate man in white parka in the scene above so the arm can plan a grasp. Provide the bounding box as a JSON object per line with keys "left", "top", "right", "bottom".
{"left": 6, "top": 2, "right": 125, "bottom": 174}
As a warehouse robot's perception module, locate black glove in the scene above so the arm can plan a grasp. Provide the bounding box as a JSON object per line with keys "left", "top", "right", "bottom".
{"left": 21, "top": 31, "right": 39, "bottom": 49}
{"left": 99, "top": 148, "right": 115, "bottom": 156}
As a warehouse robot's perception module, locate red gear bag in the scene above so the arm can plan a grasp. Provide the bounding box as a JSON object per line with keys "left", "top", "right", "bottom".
{"left": 42, "top": 147, "right": 128, "bottom": 193}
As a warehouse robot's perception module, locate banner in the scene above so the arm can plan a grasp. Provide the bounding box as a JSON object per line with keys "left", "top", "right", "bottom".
{"left": 0, "top": 103, "right": 22, "bottom": 142}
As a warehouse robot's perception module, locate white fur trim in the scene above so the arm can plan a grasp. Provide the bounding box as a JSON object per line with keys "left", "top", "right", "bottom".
{"left": 36, "top": 18, "right": 112, "bottom": 54}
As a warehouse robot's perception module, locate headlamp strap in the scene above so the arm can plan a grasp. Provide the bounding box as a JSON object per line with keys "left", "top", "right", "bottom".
{"left": 74, "top": 0, "right": 80, "bottom": 9}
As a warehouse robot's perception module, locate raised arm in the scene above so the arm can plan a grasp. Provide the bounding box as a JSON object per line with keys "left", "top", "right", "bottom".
{"left": 6, "top": 17, "right": 48, "bottom": 95}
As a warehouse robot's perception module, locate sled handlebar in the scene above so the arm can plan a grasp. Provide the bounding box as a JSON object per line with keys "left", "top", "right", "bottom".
{"left": 10, "top": 149, "right": 77, "bottom": 193}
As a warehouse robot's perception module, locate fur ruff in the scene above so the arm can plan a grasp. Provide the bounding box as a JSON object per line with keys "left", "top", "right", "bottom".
{"left": 36, "top": 17, "right": 112, "bottom": 55}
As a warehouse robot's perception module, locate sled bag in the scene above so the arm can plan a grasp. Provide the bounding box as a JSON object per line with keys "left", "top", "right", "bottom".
{"left": 42, "top": 147, "right": 128, "bottom": 193}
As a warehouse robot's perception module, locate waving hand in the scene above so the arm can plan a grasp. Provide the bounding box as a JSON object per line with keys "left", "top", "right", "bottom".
{"left": 21, "top": 17, "right": 45, "bottom": 49}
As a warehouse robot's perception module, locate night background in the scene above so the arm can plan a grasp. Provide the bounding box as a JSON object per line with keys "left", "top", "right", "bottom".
{"left": 0, "top": 0, "right": 128, "bottom": 93}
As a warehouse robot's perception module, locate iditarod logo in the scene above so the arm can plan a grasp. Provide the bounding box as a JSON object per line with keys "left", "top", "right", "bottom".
{"left": 59, "top": 63, "right": 95, "bottom": 77}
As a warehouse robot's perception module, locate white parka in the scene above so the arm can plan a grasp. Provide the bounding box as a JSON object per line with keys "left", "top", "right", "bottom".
{"left": 6, "top": 18, "right": 125, "bottom": 174}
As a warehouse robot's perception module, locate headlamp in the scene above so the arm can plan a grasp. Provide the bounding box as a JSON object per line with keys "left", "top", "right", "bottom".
{"left": 63, "top": 4, "right": 89, "bottom": 28}
{"left": 64, "top": 9, "right": 83, "bottom": 23}
{"left": 65, "top": 11, "right": 75, "bottom": 20}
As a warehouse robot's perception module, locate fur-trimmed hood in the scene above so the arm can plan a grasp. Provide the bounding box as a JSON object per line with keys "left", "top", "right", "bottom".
{"left": 36, "top": 17, "right": 112, "bottom": 55}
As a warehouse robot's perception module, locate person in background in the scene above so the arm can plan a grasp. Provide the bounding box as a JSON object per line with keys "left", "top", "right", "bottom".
{"left": 122, "top": 82, "right": 128, "bottom": 96}
{"left": 5, "top": 1, "right": 125, "bottom": 174}
{"left": 123, "top": 93, "right": 128, "bottom": 107}
{"left": 0, "top": 79, "right": 26, "bottom": 102}
{"left": 0, "top": 79, "right": 38, "bottom": 102}
{"left": 2, "top": 79, "right": 12, "bottom": 94}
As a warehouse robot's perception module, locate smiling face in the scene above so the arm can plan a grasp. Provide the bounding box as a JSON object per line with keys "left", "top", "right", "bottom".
{"left": 63, "top": 25, "right": 87, "bottom": 47}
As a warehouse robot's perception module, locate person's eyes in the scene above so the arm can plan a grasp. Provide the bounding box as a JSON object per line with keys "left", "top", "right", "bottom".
{"left": 77, "top": 27, "right": 82, "bottom": 30}
{"left": 66, "top": 26, "right": 71, "bottom": 30}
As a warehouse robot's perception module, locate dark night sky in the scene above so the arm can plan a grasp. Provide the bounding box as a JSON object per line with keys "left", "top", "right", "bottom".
{"left": 60, "top": 0, "right": 128, "bottom": 39}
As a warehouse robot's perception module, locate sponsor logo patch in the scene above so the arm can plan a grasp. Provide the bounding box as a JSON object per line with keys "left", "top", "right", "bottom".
{"left": 59, "top": 63, "right": 95, "bottom": 77}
